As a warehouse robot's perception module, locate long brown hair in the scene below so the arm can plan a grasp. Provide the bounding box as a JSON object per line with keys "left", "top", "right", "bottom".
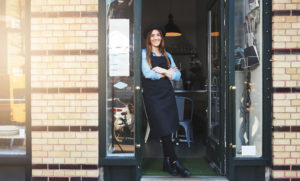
{"left": 145, "top": 30, "right": 170, "bottom": 68}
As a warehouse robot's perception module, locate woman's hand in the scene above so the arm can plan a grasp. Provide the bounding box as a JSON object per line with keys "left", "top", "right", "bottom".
{"left": 152, "top": 67, "right": 167, "bottom": 79}
{"left": 152, "top": 66, "right": 167, "bottom": 74}
{"left": 152, "top": 66, "right": 175, "bottom": 79}
{"left": 169, "top": 67, "right": 178, "bottom": 72}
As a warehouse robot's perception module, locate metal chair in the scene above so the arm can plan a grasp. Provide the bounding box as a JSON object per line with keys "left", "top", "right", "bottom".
{"left": 174, "top": 96, "right": 194, "bottom": 148}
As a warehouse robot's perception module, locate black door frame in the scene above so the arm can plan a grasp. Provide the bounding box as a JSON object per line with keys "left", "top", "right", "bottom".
{"left": 206, "top": 0, "right": 226, "bottom": 175}
{"left": 226, "top": 0, "right": 272, "bottom": 180}
{"left": 98, "top": 0, "right": 142, "bottom": 180}
{"left": 134, "top": 0, "right": 143, "bottom": 180}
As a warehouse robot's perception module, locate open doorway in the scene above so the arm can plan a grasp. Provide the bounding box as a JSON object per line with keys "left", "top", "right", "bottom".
{"left": 141, "top": 0, "right": 224, "bottom": 177}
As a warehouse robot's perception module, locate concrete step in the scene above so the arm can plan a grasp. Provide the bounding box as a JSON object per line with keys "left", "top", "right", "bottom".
{"left": 141, "top": 176, "right": 229, "bottom": 181}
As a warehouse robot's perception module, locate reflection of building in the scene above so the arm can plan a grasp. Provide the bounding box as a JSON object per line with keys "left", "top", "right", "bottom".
{"left": 0, "top": 0, "right": 26, "bottom": 154}
{"left": 0, "top": 4, "right": 26, "bottom": 181}
{"left": 0, "top": 0, "right": 26, "bottom": 125}
{"left": 108, "top": 0, "right": 133, "bottom": 19}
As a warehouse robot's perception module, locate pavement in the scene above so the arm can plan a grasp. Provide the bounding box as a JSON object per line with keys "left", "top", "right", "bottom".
{"left": 141, "top": 176, "right": 229, "bottom": 181}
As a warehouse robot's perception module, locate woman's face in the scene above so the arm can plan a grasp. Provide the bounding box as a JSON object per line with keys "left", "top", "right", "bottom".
{"left": 150, "top": 29, "right": 162, "bottom": 48}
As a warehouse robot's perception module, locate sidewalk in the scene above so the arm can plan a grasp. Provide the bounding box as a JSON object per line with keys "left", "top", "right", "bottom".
{"left": 141, "top": 176, "right": 229, "bottom": 181}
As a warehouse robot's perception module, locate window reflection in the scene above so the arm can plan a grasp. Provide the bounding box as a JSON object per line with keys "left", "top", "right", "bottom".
{"left": 234, "top": 0, "right": 262, "bottom": 157}
{"left": 106, "top": 0, "right": 135, "bottom": 156}
{"left": 0, "top": 0, "right": 26, "bottom": 155}
{"left": 209, "top": 2, "right": 221, "bottom": 140}
{"left": 108, "top": 0, "right": 133, "bottom": 19}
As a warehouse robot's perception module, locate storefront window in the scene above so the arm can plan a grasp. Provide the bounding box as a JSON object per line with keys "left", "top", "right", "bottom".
{"left": 234, "top": 0, "right": 262, "bottom": 157}
{"left": 106, "top": 0, "right": 135, "bottom": 156}
{"left": 0, "top": 0, "right": 26, "bottom": 155}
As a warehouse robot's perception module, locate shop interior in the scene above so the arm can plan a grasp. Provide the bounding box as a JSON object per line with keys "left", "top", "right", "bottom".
{"left": 141, "top": 0, "right": 221, "bottom": 176}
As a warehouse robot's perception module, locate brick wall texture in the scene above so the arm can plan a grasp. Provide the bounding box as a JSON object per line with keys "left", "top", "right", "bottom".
{"left": 31, "top": 0, "right": 99, "bottom": 180}
{"left": 272, "top": 0, "right": 300, "bottom": 180}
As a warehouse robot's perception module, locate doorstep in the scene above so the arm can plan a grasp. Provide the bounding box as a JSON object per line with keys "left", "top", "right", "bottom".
{"left": 141, "top": 176, "right": 228, "bottom": 181}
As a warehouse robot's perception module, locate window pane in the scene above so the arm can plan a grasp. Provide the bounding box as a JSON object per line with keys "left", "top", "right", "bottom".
{"left": 0, "top": 0, "right": 26, "bottom": 155}
{"left": 106, "top": 0, "right": 135, "bottom": 156}
{"left": 234, "top": 0, "right": 262, "bottom": 157}
{"left": 208, "top": 2, "right": 221, "bottom": 141}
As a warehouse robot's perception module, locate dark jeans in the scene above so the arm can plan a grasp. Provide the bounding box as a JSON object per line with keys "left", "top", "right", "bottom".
{"left": 161, "top": 134, "right": 177, "bottom": 162}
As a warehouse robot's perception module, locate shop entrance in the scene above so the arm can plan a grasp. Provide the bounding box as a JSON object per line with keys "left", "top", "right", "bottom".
{"left": 100, "top": 0, "right": 271, "bottom": 180}
{"left": 141, "top": 0, "right": 226, "bottom": 177}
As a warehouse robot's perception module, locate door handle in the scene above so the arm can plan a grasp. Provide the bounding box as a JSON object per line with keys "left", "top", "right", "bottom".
{"left": 135, "top": 144, "right": 141, "bottom": 149}
{"left": 135, "top": 86, "right": 141, "bottom": 91}
{"left": 229, "top": 85, "right": 236, "bottom": 91}
{"left": 229, "top": 143, "right": 236, "bottom": 149}
{"left": 229, "top": 85, "right": 236, "bottom": 151}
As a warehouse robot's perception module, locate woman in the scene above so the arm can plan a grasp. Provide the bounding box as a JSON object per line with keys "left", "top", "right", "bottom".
{"left": 142, "top": 24, "right": 190, "bottom": 177}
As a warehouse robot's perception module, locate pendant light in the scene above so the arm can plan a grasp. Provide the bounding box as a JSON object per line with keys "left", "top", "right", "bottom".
{"left": 164, "top": 0, "right": 182, "bottom": 37}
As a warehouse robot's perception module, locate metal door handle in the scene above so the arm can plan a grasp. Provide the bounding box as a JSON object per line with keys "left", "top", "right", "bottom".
{"left": 229, "top": 86, "right": 236, "bottom": 91}
{"left": 135, "top": 144, "right": 141, "bottom": 148}
{"left": 229, "top": 85, "right": 236, "bottom": 151}
{"left": 229, "top": 143, "right": 236, "bottom": 149}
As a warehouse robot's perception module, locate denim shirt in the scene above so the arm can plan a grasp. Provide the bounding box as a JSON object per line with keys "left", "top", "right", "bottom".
{"left": 141, "top": 48, "right": 181, "bottom": 81}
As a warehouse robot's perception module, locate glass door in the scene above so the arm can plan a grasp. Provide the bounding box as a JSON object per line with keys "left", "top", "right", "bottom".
{"left": 99, "top": 0, "right": 142, "bottom": 180}
{"left": 206, "top": 0, "right": 225, "bottom": 175}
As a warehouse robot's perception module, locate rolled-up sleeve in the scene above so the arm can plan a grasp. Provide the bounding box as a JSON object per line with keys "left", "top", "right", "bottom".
{"left": 141, "top": 49, "right": 162, "bottom": 80}
{"left": 167, "top": 52, "right": 181, "bottom": 81}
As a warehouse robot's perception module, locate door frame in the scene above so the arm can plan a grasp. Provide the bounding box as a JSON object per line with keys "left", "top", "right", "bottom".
{"left": 134, "top": 0, "right": 142, "bottom": 180}
{"left": 98, "top": 0, "right": 142, "bottom": 180}
{"left": 226, "top": 0, "right": 273, "bottom": 180}
{"left": 206, "top": 0, "right": 226, "bottom": 175}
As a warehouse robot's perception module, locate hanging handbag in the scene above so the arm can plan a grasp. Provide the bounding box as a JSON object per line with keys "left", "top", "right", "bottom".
{"left": 243, "top": 15, "right": 259, "bottom": 70}
{"left": 243, "top": 45, "right": 259, "bottom": 70}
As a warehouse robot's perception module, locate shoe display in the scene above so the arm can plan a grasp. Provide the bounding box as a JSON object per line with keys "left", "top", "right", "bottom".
{"left": 173, "top": 160, "right": 191, "bottom": 177}
{"left": 162, "top": 158, "right": 178, "bottom": 176}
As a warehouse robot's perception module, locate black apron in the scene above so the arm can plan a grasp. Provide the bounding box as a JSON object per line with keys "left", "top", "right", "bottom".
{"left": 142, "top": 53, "right": 179, "bottom": 138}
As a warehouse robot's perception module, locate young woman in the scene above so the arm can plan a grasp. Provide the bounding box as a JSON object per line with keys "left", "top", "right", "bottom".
{"left": 142, "top": 24, "right": 190, "bottom": 177}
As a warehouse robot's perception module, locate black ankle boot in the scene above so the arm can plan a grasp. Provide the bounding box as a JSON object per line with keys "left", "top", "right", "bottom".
{"left": 173, "top": 160, "right": 191, "bottom": 177}
{"left": 162, "top": 158, "right": 177, "bottom": 176}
